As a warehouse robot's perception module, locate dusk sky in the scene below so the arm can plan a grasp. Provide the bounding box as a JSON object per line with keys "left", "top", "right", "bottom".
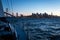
{"left": 2, "top": 0, "right": 60, "bottom": 16}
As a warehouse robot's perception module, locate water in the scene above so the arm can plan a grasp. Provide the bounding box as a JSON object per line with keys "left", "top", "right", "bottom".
{"left": 7, "top": 18, "right": 60, "bottom": 40}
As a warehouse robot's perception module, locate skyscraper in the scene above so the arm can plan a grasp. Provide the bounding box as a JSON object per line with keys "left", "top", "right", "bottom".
{"left": 6, "top": 8, "right": 8, "bottom": 13}
{"left": 16, "top": 12, "right": 18, "bottom": 17}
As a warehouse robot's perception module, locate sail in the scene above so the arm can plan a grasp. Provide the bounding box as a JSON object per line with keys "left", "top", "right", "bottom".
{"left": 0, "top": 0, "right": 4, "bottom": 17}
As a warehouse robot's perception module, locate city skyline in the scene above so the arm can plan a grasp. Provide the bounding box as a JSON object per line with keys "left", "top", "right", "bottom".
{"left": 2, "top": 0, "right": 60, "bottom": 16}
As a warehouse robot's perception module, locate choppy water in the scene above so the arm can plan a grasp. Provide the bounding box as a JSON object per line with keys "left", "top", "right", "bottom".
{"left": 7, "top": 18, "right": 60, "bottom": 40}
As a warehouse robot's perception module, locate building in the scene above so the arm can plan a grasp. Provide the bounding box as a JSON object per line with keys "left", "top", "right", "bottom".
{"left": 16, "top": 12, "right": 18, "bottom": 17}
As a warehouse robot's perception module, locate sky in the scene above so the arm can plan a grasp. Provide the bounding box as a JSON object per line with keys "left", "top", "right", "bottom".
{"left": 2, "top": 0, "right": 60, "bottom": 16}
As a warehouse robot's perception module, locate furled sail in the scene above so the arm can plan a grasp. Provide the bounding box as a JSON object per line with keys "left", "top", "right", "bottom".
{"left": 0, "top": 0, "right": 4, "bottom": 17}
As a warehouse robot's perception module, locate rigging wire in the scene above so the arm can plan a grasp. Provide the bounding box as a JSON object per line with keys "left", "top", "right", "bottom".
{"left": 4, "top": 0, "right": 14, "bottom": 16}
{"left": 10, "top": 0, "right": 13, "bottom": 13}
{"left": 6, "top": 0, "right": 13, "bottom": 13}
{"left": 6, "top": 0, "right": 10, "bottom": 12}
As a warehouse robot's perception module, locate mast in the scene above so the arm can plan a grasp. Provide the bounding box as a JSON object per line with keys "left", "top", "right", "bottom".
{"left": 0, "top": 0, "right": 4, "bottom": 17}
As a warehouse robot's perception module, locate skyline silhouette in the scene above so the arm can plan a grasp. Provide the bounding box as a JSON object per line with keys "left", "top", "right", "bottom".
{"left": 2, "top": 0, "right": 60, "bottom": 16}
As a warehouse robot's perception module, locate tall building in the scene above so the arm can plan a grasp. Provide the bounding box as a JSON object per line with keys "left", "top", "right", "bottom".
{"left": 16, "top": 12, "right": 18, "bottom": 17}
{"left": 0, "top": 0, "right": 4, "bottom": 17}
{"left": 5, "top": 8, "right": 9, "bottom": 17}
{"left": 6, "top": 8, "right": 8, "bottom": 13}
{"left": 12, "top": 12, "right": 14, "bottom": 16}
{"left": 51, "top": 12, "right": 53, "bottom": 16}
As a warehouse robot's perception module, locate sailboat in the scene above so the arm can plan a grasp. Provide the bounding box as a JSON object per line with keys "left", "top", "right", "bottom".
{"left": 0, "top": 0, "right": 17, "bottom": 40}
{"left": 0, "top": 0, "right": 28, "bottom": 40}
